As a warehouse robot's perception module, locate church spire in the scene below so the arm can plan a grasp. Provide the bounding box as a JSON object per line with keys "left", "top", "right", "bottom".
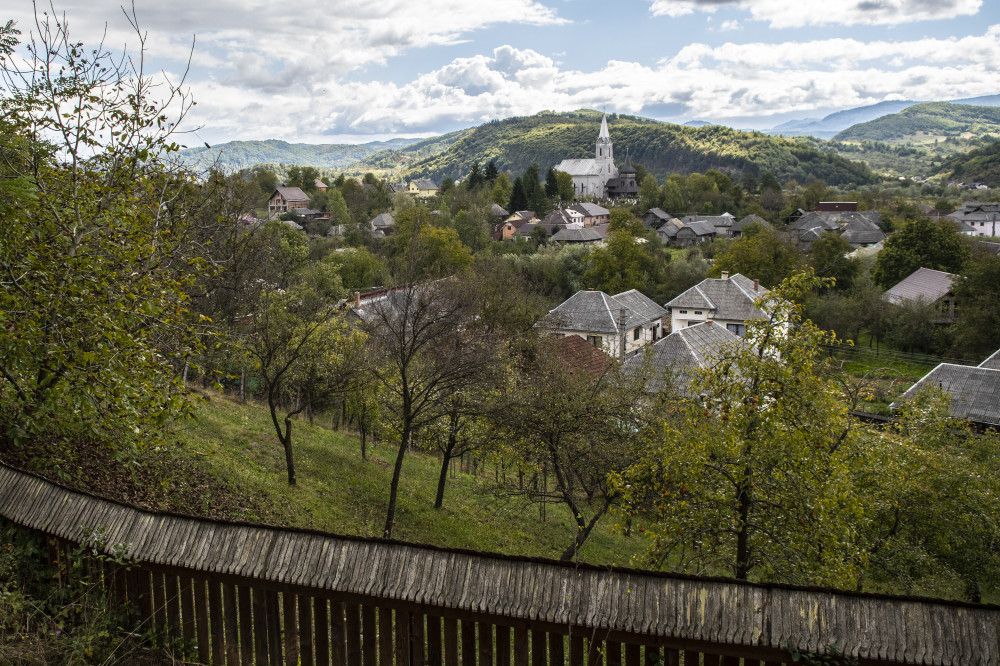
{"left": 598, "top": 113, "right": 610, "bottom": 141}
{"left": 596, "top": 112, "right": 613, "bottom": 164}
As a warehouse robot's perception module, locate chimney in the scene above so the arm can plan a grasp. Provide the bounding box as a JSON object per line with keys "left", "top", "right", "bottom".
{"left": 705, "top": 320, "right": 712, "bottom": 326}
{"left": 721, "top": 271, "right": 729, "bottom": 280}
{"left": 354, "top": 291, "right": 361, "bottom": 307}
{"left": 754, "top": 280, "right": 760, "bottom": 291}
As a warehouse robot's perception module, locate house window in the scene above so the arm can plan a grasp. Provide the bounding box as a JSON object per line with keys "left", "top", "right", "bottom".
{"left": 587, "top": 335, "right": 602, "bottom": 348}
{"left": 679, "top": 310, "right": 688, "bottom": 314}
{"left": 727, "top": 323, "right": 746, "bottom": 336}
{"left": 633, "top": 327, "right": 641, "bottom": 341}
{"left": 694, "top": 311, "right": 703, "bottom": 315}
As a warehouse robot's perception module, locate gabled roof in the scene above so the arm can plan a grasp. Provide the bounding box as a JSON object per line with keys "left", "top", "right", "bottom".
{"left": 551, "top": 335, "right": 614, "bottom": 378}
{"left": 570, "top": 202, "right": 610, "bottom": 217}
{"left": 553, "top": 158, "right": 604, "bottom": 177}
{"left": 979, "top": 348, "right": 1000, "bottom": 370}
{"left": 644, "top": 208, "right": 673, "bottom": 223}
{"left": 370, "top": 212, "right": 395, "bottom": 228}
{"left": 622, "top": 321, "right": 738, "bottom": 394}
{"left": 840, "top": 216, "right": 886, "bottom": 246}
{"left": 537, "top": 289, "right": 665, "bottom": 335}
{"left": 678, "top": 220, "right": 716, "bottom": 236}
{"left": 550, "top": 227, "right": 602, "bottom": 243}
{"left": 897, "top": 363, "right": 1000, "bottom": 426}
{"left": 410, "top": 178, "right": 439, "bottom": 190}
{"left": 273, "top": 186, "right": 310, "bottom": 202}
{"left": 490, "top": 203, "right": 509, "bottom": 218}
{"left": 666, "top": 274, "right": 768, "bottom": 322}
{"left": 733, "top": 214, "right": 769, "bottom": 231}
{"left": 884, "top": 268, "right": 956, "bottom": 305}
{"left": 541, "top": 209, "right": 577, "bottom": 227}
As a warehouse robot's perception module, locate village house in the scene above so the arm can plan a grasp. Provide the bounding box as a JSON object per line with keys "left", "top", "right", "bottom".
{"left": 884, "top": 267, "right": 957, "bottom": 323}
{"left": 622, "top": 320, "right": 739, "bottom": 395}
{"left": 535, "top": 288, "right": 668, "bottom": 360}
{"left": 267, "top": 186, "right": 310, "bottom": 216}
{"left": 406, "top": 178, "right": 439, "bottom": 198}
{"left": 568, "top": 202, "right": 610, "bottom": 226}
{"left": 664, "top": 272, "right": 768, "bottom": 335}
{"left": 893, "top": 348, "right": 1000, "bottom": 428}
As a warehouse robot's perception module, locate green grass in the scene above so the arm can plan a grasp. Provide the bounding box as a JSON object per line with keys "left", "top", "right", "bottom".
{"left": 170, "top": 390, "right": 645, "bottom": 567}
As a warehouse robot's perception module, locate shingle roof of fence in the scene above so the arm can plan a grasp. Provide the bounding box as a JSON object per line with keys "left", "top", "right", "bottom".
{"left": 1, "top": 463, "right": 998, "bottom": 665}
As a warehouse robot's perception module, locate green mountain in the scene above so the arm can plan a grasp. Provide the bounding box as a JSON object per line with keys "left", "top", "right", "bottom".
{"left": 351, "top": 129, "right": 472, "bottom": 175}
{"left": 937, "top": 140, "right": 1000, "bottom": 187}
{"left": 834, "top": 103, "right": 1000, "bottom": 143}
{"left": 177, "top": 138, "right": 423, "bottom": 170}
{"left": 394, "top": 110, "right": 875, "bottom": 187}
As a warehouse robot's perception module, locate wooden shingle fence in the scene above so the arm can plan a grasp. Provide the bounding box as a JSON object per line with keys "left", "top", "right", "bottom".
{"left": 1, "top": 463, "right": 998, "bottom": 665}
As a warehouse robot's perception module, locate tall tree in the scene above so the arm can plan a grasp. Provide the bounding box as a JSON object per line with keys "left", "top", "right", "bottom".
{"left": 951, "top": 251, "right": 1000, "bottom": 360}
{"left": 615, "top": 272, "right": 869, "bottom": 585}
{"left": 872, "top": 217, "right": 970, "bottom": 288}
{"left": 509, "top": 176, "right": 528, "bottom": 212}
{"left": 710, "top": 224, "right": 804, "bottom": 287}
{"left": 0, "top": 14, "right": 206, "bottom": 456}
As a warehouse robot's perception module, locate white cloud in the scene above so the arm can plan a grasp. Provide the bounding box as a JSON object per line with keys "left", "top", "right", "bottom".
{"left": 718, "top": 20, "right": 743, "bottom": 31}
{"left": 648, "top": 0, "right": 982, "bottom": 27}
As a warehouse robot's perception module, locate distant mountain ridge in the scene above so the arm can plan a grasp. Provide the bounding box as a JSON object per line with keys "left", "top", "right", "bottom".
{"left": 177, "top": 138, "right": 424, "bottom": 170}
{"left": 767, "top": 94, "right": 1000, "bottom": 139}
{"left": 833, "top": 102, "right": 1000, "bottom": 142}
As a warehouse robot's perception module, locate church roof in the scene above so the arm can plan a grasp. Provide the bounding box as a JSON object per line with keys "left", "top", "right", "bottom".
{"left": 554, "top": 158, "right": 605, "bottom": 177}
{"left": 598, "top": 113, "right": 610, "bottom": 141}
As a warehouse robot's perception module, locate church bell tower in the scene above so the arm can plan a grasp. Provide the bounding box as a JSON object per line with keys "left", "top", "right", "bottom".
{"left": 596, "top": 113, "right": 614, "bottom": 167}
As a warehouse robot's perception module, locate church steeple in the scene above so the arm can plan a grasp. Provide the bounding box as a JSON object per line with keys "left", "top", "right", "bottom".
{"left": 596, "top": 113, "right": 613, "bottom": 165}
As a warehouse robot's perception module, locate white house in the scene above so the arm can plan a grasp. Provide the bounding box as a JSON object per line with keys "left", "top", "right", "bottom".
{"left": 664, "top": 272, "right": 768, "bottom": 335}
{"left": 535, "top": 289, "right": 667, "bottom": 360}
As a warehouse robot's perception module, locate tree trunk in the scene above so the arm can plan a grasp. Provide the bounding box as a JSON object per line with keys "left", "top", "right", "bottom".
{"left": 734, "top": 472, "right": 752, "bottom": 579}
{"left": 383, "top": 421, "right": 410, "bottom": 538}
{"left": 283, "top": 417, "right": 296, "bottom": 486}
{"left": 434, "top": 410, "right": 461, "bottom": 509}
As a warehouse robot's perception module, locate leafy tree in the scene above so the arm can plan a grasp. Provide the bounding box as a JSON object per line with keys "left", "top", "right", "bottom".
{"left": 498, "top": 338, "right": 647, "bottom": 560}
{"left": 872, "top": 217, "right": 971, "bottom": 288}
{"left": 0, "top": 14, "right": 206, "bottom": 456}
{"left": 246, "top": 265, "right": 359, "bottom": 485}
{"left": 661, "top": 179, "right": 684, "bottom": 215}
{"left": 614, "top": 272, "right": 868, "bottom": 585}
{"left": 808, "top": 232, "right": 860, "bottom": 290}
{"left": 390, "top": 208, "right": 472, "bottom": 279}
{"left": 287, "top": 165, "right": 321, "bottom": 193}
{"left": 327, "top": 188, "right": 351, "bottom": 226}
{"left": 522, "top": 163, "right": 548, "bottom": 214}
{"left": 491, "top": 172, "right": 512, "bottom": 207}
{"left": 466, "top": 162, "right": 484, "bottom": 190}
{"left": 484, "top": 160, "right": 499, "bottom": 183}
{"left": 584, "top": 228, "right": 662, "bottom": 295}
{"left": 709, "top": 224, "right": 804, "bottom": 287}
{"left": 326, "top": 247, "right": 386, "bottom": 292}
{"left": 555, "top": 170, "right": 574, "bottom": 202}
{"left": 951, "top": 251, "right": 1000, "bottom": 360}
{"left": 638, "top": 174, "right": 661, "bottom": 212}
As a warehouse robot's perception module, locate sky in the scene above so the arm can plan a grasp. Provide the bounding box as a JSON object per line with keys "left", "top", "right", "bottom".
{"left": 7, "top": 0, "right": 1000, "bottom": 145}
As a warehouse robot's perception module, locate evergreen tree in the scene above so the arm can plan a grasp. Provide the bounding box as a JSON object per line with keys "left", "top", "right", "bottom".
{"left": 545, "top": 167, "right": 559, "bottom": 197}
{"left": 509, "top": 176, "right": 528, "bottom": 212}
{"left": 484, "top": 160, "right": 499, "bottom": 183}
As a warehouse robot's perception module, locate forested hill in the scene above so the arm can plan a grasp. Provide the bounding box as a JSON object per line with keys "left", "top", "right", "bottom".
{"left": 394, "top": 110, "right": 876, "bottom": 187}
{"left": 177, "top": 138, "right": 424, "bottom": 170}
{"left": 938, "top": 140, "right": 1000, "bottom": 187}
{"left": 834, "top": 103, "right": 1000, "bottom": 143}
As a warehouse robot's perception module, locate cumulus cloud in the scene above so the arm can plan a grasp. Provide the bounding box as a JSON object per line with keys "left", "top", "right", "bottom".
{"left": 648, "top": 0, "right": 982, "bottom": 27}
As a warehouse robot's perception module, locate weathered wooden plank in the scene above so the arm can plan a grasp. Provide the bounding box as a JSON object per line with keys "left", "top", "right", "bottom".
{"left": 513, "top": 626, "right": 529, "bottom": 666}
{"left": 380, "top": 607, "right": 395, "bottom": 666}
{"left": 152, "top": 569, "right": 167, "bottom": 632}
{"left": 194, "top": 577, "right": 211, "bottom": 666}
{"left": 208, "top": 579, "right": 225, "bottom": 664}
{"left": 314, "top": 597, "right": 330, "bottom": 666}
{"left": 265, "top": 590, "right": 282, "bottom": 665}
{"left": 222, "top": 582, "right": 240, "bottom": 666}
{"left": 164, "top": 573, "right": 182, "bottom": 640}
{"left": 395, "top": 608, "right": 411, "bottom": 666}
{"left": 606, "top": 640, "right": 622, "bottom": 666}
{"left": 461, "top": 619, "right": 476, "bottom": 666}
{"left": 569, "top": 633, "right": 585, "bottom": 666}
{"left": 444, "top": 617, "right": 460, "bottom": 666}
{"left": 331, "top": 601, "right": 348, "bottom": 666}
{"left": 643, "top": 645, "right": 660, "bottom": 666}
{"left": 479, "top": 622, "right": 494, "bottom": 666}
{"left": 412, "top": 610, "right": 426, "bottom": 666}
{"left": 361, "top": 604, "right": 377, "bottom": 666}
{"left": 179, "top": 575, "right": 196, "bottom": 647}
{"left": 283, "top": 592, "right": 298, "bottom": 666}
{"left": 531, "top": 629, "right": 547, "bottom": 666}
{"left": 298, "top": 595, "right": 314, "bottom": 666}
{"left": 427, "top": 615, "right": 444, "bottom": 666}
{"left": 549, "top": 632, "right": 565, "bottom": 666}
{"left": 238, "top": 585, "right": 254, "bottom": 666}
{"left": 252, "top": 587, "right": 269, "bottom": 665}
{"left": 587, "top": 637, "right": 604, "bottom": 666}
{"left": 496, "top": 624, "right": 511, "bottom": 666}
{"left": 624, "top": 643, "right": 640, "bottom": 666}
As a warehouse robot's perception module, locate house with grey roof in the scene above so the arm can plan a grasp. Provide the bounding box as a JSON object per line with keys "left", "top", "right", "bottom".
{"left": 840, "top": 216, "right": 886, "bottom": 248}
{"left": 568, "top": 202, "right": 610, "bottom": 227}
{"left": 680, "top": 213, "right": 735, "bottom": 237}
{"left": 642, "top": 208, "right": 673, "bottom": 230}
{"left": 267, "top": 186, "right": 311, "bottom": 215}
{"left": 535, "top": 289, "right": 668, "bottom": 360}
{"left": 622, "top": 321, "right": 739, "bottom": 395}
{"left": 370, "top": 212, "right": 395, "bottom": 234}
{"left": 664, "top": 272, "right": 768, "bottom": 335}
{"left": 549, "top": 227, "right": 603, "bottom": 245}
{"left": 893, "top": 347, "right": 1000, "bottom": 427}
{"left": 884, "top": 267, "right": 957, "bottom": 322}
{"left": 947, "top": 201, "right": 1000, "bottom": 237}
{"left": 674, "top": 220, "right": 717, "bottom": 247}
{"left": 731, "top": 214, "right": 769, "bottom": 238}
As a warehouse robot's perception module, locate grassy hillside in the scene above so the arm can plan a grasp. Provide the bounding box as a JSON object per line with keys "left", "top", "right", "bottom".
{"left": 398, "top": 110, "right": 876, "bottom": 187}
{"left": 169, "top": 390, "right": 644, "bottom": 565}
{"left": 834, "top": 102, "right": 1000, "bottom": 143}
{"left": 351, "top": 129, "right": 473, "bottom": 176}
{"left": 177, "top": 138, "right": 422, "bottom": 171}
{"left": 938, "top": 140, "right": 1000, "bottom": 186}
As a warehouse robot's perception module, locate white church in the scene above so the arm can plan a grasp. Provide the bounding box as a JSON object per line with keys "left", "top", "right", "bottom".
{"left": 553, "top": 113, "right": 621, "bottom": 199}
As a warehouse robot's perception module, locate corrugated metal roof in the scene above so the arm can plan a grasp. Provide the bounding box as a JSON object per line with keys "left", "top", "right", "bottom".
{"left": 884, "top": 268, "right": 956, "bottom": 305}
{"left": 899, "top": 363, "right": 1000, "bottom": 426}
{"left": 666, "top": 274, "right": 768, "bottom": 322}
{"left": 623, "top": 321, "right": 739, "bottom": 393}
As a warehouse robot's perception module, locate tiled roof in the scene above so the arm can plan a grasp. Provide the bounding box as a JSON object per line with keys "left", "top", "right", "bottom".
{"left": 897, "top": 363, "right": 1000, "bottom": 426}
{"left": 733, "top": 214, "right": 769, "bottom": 230}
{"left": 622, "top": 322, "right": 738, "bottom": 393}
{"left": 666, "top": 274, "right": 768, "bottom": 321}
{"left": 570, "top": 202, "right": 610, "bottom": 217}
{"left": 370, "top": 212, "right": 395, "bottom": 228}
{"left": 840, "top": 217, "right": 886, "bottom": 246}
{"left": 551, "top": 335, "right": 614, "bottom": 378}
{"left": 491, "top": 203, "right": 509, "bottom": 217}
{"left": 554, "top": 158, "right": 604, "bottom": 177}
{"left": 978, "top": 348, "right": 1000, "bottom": 370}
{"left": 274, "top": 186, "right": 310, "bottom": 202}
{"left": 884, "top": 268, "right": 956, "bottom": 305}
{"left": 537, "top": 289, "right": 665, "bottom": 335}
{"left": 411, "top": 178, "right": 439, "bottom": 190}
{"left": 550, "top": 227, "right": 602, "bottom": 243}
